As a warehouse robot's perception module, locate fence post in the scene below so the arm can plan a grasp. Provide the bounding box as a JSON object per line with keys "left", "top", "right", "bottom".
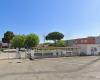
{"left": 16, "top": 48, "right": 21, "bottom": 59}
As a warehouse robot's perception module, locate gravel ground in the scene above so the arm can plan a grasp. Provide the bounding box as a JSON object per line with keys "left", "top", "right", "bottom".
{"left": 0, "top": 56, "right": 100, "bottom": 80}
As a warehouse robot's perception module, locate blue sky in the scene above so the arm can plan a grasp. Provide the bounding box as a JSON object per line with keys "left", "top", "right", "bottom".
{"left": 0, "top": 0, "right": 100, "bottom": 42}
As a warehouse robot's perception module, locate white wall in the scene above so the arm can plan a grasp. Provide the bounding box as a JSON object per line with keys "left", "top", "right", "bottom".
{"left": 0, "top": 52, "right": 26, "bottom": 59}
{"left": 76, "top": 44, "right": 88, "bottom": 54}
{"left": 87, "top": 44, "right": 100, "bottom": 55}
{"left": 76, "top": 44, "right": 100, "bottom": 55}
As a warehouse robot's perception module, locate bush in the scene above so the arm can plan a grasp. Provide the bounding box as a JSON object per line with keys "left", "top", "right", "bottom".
{"left": 56, "top": 40, "right": 66, "bottom": 47}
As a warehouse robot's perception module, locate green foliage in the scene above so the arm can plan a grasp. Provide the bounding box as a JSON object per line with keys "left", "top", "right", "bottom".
{"left": 43, "top": 42, "right": 52, "bottom": 45}
{"left": 24, "top": 34, "right": 40, "bottom": 48}
{"left": 45, "top": 32, "right": 64, "bottom": 45}
{"left": 11, "top": 34, "right": 40, "bottom": 49}
{"left": 11, "top": 35, "right": 25, "bottom": 49}
{"left": 56, "top": 40, "right": 66, "bottom": 47}
{"left": 2, "top": 31, "right": 14, "bottom": 43}
{"left": 46, "top": 32, "right": 64, "bottom": 41}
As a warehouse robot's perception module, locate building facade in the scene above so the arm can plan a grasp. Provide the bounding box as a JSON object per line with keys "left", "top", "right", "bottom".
{"left": 66, "top": 37, "right": 97, "bottom": 46}
{"left": 0, "top": 41, "right": 9, "bottom": 48}
{"left": 66, "top": 36, "right": 100, "bottom": 55}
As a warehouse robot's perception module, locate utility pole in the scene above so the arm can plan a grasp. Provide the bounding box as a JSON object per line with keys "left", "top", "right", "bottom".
{"left": 43, "top": 35, "right": 46, "bottom": 43}
{"left": 42, "top": 35, "right": 46, "bottom": 47}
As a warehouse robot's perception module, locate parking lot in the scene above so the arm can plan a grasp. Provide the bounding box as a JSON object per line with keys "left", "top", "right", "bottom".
{"left": 0, "top": 56, "right": 100, "bottom": 80}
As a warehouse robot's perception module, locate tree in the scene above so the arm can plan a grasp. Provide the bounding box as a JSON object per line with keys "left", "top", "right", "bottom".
{"left": 11, "top": 35, "right": 25, "bottom": 59}
{"left": 2, "top": 31, "right": 14, "bottom": 43}
{"left": 45, "top": 32, "right": 64, "bottom": 45}
{"left": 24, "top": 34, "right": 39, "bottom": 60}
{"left": 56, "top": 40, "right": 66, "bottom": 47}
{"left": 11, "top": 35, "right": 26, "bottom": 49}
{"left": 24, "top": 34, "right": 40, "bottom": 49}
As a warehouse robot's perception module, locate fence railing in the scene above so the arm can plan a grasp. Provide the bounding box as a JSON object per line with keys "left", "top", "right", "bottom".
{"left": 0, "top": 47, "right": 80, "bottom": 59}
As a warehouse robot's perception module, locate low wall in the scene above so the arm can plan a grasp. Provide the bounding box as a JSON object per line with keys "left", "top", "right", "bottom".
{"left": 0, "top": 50, "right": 78, "bottom": 59}
{"left": 0, "top": 52, "right": 26, "bottom": 59}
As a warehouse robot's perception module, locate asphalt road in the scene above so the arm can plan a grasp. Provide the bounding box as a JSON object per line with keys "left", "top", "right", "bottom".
{"left": 0, "top": 56, "right": 100, "bottom": 80}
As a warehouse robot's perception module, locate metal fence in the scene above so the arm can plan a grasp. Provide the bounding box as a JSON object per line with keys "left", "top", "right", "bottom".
{"left": 0, "top": 47, "right": 80, "bottom": 59}
{"left": 33, "top": 47, "right": 80, "bottom": 58}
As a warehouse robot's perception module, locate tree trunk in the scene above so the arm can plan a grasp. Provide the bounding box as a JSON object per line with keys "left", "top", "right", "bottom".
{"left": 8, "top": 43, "right": 10, "bottom": 48}
{"left": 16, "top": 48, "right": 21, "bottom": 59}
{"left": 54, "top": 40, "right": 57, "bottom": 47}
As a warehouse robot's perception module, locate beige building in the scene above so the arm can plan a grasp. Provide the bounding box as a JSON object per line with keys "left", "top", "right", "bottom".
{"left": 65, "top": 36, "right": 100, "bottom": 56}
{"left": 74, "top": 44, "right": 100, "bottom": 56}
